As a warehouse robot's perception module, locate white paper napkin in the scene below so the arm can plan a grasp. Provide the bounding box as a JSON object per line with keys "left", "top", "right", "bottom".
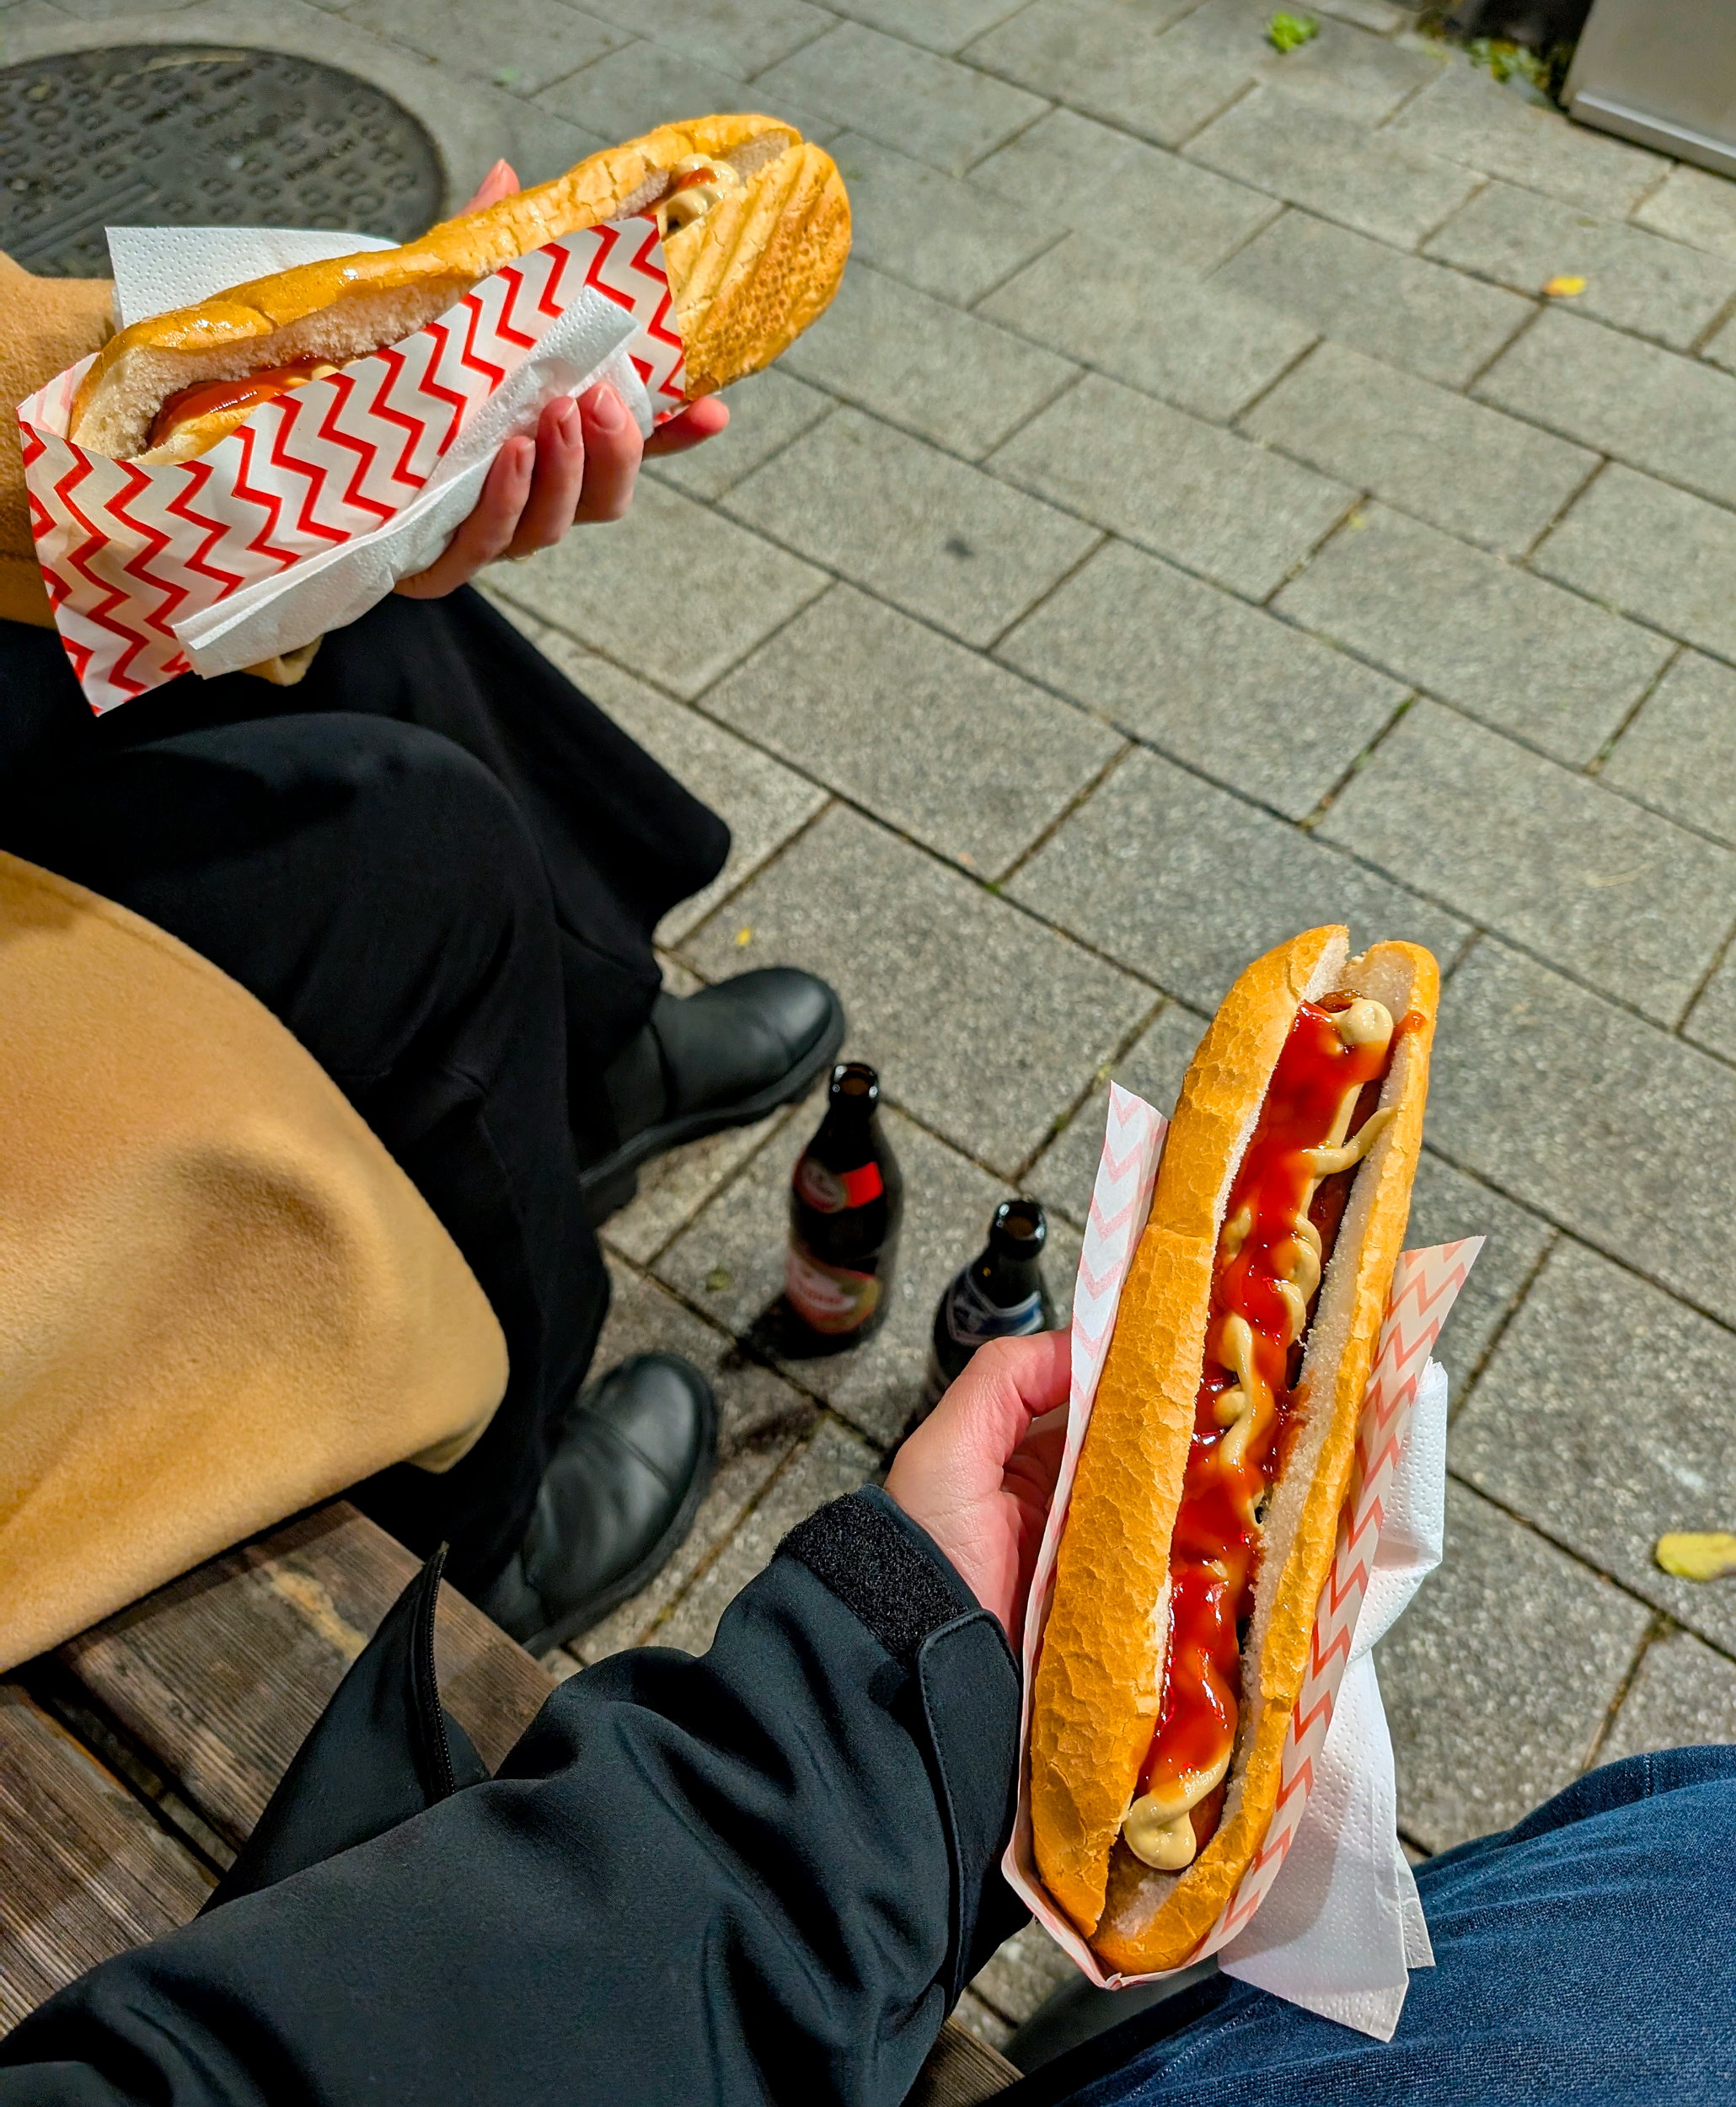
{"left": 106, "top": 225, "right": 399, "bottom": 330}
{"left": 1215, "top": 1357, "right": 1447, "bottom": 2040}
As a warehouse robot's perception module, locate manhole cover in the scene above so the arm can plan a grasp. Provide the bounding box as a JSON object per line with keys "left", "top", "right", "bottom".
{"left": 0, "top": 44, "right": 443, "bottom": 276}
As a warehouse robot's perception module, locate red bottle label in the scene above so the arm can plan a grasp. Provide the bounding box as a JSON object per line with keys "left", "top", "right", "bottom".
{"left": 785, "top": 1247, "right": 881, "bottom": 1335}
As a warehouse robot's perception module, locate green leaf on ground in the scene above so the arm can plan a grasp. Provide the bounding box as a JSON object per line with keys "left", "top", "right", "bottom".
{"left": 1267, "top": 11, "right": 1320, "bottom": 51}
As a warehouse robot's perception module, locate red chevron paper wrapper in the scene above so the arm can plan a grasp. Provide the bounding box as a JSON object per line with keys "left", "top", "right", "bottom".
{"left": 19, "top": 216, "right": 686, "bottom": 713}
{"left": 1006, "top": 1083, "right": 1481, "bottom": 2037}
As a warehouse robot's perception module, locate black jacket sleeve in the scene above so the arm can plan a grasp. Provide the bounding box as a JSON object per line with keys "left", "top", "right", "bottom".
{"left": 0, "top": 1490, "right": 1026, "bottom": 2107}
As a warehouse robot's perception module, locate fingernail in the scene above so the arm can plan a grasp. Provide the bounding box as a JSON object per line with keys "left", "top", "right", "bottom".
{"left": 589, "top": 385, "right": 627, "bottom": 433}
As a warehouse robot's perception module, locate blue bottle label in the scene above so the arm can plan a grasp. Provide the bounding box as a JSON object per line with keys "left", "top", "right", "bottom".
{"left": 944, "top": 1269, "right": 1045, "bottom": 1349}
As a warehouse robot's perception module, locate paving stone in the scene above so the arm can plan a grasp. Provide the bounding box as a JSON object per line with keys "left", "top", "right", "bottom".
{"left": 655, "top": 1418, "right": 882, "bottom": 1654}
{"left": 1600, "top": 649, "right": 1736, "bottom": 849}
{"left": 1026, "top": 1000, "right": 1205, "bottom": 1228}
{"left": 571, "top": 1260, "right": 817, "bottom": 1663}
{"left": 1477, "top": 308, "right": 1736, "bottom": 514}
{"left": 681, "top": 804, "right": 1149, "bottom": 1175}
{"left": 576, "top": 0, "right": 832, "bottom": 77}
{"left": 980, "top": 233, "right": 1317, "bottom": 422}
{"left": 1276, "top": 504, "right": 1671, "bottom": 766}
{"left": 1634, "top": 161, "right": 1736, "bottom": 265}
{"left": 989, "top": 373, "right": 1353, "bottom": 601}
{"left": 953, "top": 1992, "right": 1017, "bottom": 2051}
{"left": 1212, "top": 208, "right": 1532, "bottom": 392}
{"left": 649, "top": 368, "right": 835, "bottom": 501}
{"left": 1314, "top": 0, "right": 1406, "bottom": 27}
{"left": 1320, "top": 700, "right": 1736, "bottom": 1023}
{"left": 997, "top": 539, "right": 1405, "bottom": 819}
{"left": 494, "top": 475, "right": 828, "bottom": 699}
{"left": 827, "top": 131, "right": 1063, "bottom": 304}
{"left": 527, "top": 623, "right": 830, "bottom": 938}
{"left": 1163, "top": 0, "right": 1442, "bottom": 126}
{"left": 971, "top": 1919, "right": 1081, "bottom": 2025}
{"left": 725, "top": 409, "right": 1099, "bottom": 647}
{"left": 781, "top": 262, "right": 1078, "bottom": 458}
{"left": 1683, "top": 949, "right": 1736, "bottom": 1064}
{"left": 1184, "top": 88, "right": 1480, "bottom": 249}
{"left": 1599, "top": 1628, "right": 1736, "bottom": 1763}
{"left": 1404, "top": 1151, "right": 1552, "bottom": 1403}
{"left": 656, "top": 1104, "right": 1046, "bottom": 1445}
{"left": 1423, "top": 180, "right": 1736, "bottom": 354}
{"left": 1375, "top": 1480, "right": 1649, "bottom": 1850}
{"left": 1533, "top": 464, "right": 1736, "bottom": 668}
{"left": 1011, "top": 744, "right": 1467, "bottom": 1010}
{"left": 822, "top": 0, "right": 1031, "bottom": 54}
{"left": 1700, "top": 307, "right": 1736, "bottom": 378}
{"left": 1386, "top": 59, "right": 1665, "bottom": 218}
{"left": 603, "top": 1107, "right": 802, "bottom": 1268}
{"left": 346, "top": 0, "right": 631, "bottom": 94}
{"left": 971, "top": 107, "right": 1281, "bottom": 274}
{"left": 1244, "top": 340, "right": 1598, "bottom": 557}
{"left": 962, "top": 0, "right": 1246, "bottom": 150}
{"left": 756, "top": 20, "right": 1046, "bottom": 176}
{"left": 533, "top": 37, "right": 755, "bottom": 137}
{"left": 1427, "top": 940, "right": 1736, "bottom": 1326}
{"left": 703, "top": 586, "right": 1121, "bottom": 877}
{"left": 1454, "top": 1241, "right": 1736, "bottom": 1659}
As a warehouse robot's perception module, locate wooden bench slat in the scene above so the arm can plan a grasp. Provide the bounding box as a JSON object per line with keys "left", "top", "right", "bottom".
{"left": 58, "top": 1503, "right": 555, "bottom": 1847}
{"left": 905, "top": 2019, "right": 1020, "bottom": 2104}
{"left": 0, "top": 1685, "right": 212, "bottom": 2031}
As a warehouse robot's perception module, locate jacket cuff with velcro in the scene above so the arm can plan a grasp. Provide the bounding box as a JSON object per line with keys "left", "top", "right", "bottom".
{"left": 779, "top": 1488, "right": 1026, "bottom": 1998}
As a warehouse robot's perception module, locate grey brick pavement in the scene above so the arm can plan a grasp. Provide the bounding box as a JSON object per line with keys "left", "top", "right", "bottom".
{"left": 22, "top": 0, "right": 1736, "bottom": 2031}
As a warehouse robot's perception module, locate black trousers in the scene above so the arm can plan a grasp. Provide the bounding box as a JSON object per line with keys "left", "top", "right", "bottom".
{"left": 0, "top": 592, "right": 730, "bottom": 1590}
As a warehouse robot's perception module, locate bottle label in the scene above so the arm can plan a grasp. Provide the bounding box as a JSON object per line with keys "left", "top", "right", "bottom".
{"left": 945, "top": 1271, "right": 1045, "bottom": 1350}
{"left": 794, "top": 1157, "right": 883, "bottom": 1214}
{"left": 787, "top": 1246, "right": 881, "bottom": 1335}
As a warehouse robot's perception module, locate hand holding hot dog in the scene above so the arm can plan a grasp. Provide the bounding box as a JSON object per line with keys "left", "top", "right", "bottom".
{"left": 396, "top": 159, "right": 730, "bottom": 598}
{"left": 887, "top": 1330, "right": 1069, "bottom": 1643}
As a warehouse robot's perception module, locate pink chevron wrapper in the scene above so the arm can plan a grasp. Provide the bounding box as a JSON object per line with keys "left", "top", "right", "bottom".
{"left": 1005, "top": 1086, "right": 1480, "bottom": 1997}
{"left": 19, "top": 216, "right": 686, "bottom": 714}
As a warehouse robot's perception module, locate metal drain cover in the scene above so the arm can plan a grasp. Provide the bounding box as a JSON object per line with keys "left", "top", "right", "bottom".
{"left": 0, "top": 44, "right": 443, "bottom": 277}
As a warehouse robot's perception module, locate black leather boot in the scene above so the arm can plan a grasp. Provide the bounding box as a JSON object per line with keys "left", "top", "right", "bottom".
{"left": 581, "top": 968, "right": 844, "bottom": 1220}
{"left": 477, "top": 1354, "right": 717, "bottom": 1655}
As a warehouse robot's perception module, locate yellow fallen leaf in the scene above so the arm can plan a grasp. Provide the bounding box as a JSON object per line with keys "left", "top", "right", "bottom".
{"left": 1655, "top": 1531, "right": 1736, "bottom": 1581}
{"left": 735, "top": 926, "right": 753, "bottom": 947}
{"left": 1544, "top": 275, "right": 1587, "bottom": 298}
{"left": 705, "top": 1265, "right": 732, "bottom": 1293}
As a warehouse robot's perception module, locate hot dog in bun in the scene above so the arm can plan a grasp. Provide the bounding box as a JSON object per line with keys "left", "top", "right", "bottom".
{"left": 70, "top": 114, "right": 848, "bottom": 464}
{"left": 1030, "top": 925, "right": 1437, "bottom": 1973}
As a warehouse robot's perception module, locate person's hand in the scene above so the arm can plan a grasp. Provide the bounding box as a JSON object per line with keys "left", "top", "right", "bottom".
{"left": 394, "top": 158, "right": 729, "bottom": 600}
{"left": 885, "top": 1331, "right": 1070, "bottom": 1643}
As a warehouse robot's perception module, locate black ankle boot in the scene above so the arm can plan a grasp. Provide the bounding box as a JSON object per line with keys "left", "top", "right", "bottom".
{"left": 476, "top": 1354, "right": 717, "bottom": 1655}
{"left": 581, "top": 969, "right": 844, "bottom": 1218}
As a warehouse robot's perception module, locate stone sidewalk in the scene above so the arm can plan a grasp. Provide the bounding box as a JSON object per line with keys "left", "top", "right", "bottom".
{"left": 15, "top": 0, "right": 1736, "bottom": 2047}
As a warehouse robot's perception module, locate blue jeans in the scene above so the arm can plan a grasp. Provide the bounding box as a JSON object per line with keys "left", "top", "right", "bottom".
{"left": 1015, "top": 1747, "right": 1736, "bottom": 2106}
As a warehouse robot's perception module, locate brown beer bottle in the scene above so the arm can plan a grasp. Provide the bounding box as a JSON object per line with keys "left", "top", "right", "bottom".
{"left": 783, "top": 1062, "right": 903, "bottom": 1354}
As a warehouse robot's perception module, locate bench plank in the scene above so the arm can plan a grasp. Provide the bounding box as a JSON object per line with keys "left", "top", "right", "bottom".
{"left": 58, "top": 1503, "right": 555, "bottom": 1847}
{"left": 0, "top": 1685, "right": 212, "bottom": 2031}
{"left": 906, "top": 2019, "right": 1020, "bottom": 2104}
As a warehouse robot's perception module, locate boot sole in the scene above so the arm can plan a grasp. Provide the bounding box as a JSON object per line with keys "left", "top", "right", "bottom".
{"left": 577, "top": 986, "right": 846, "bottom": 1220}
{"left": 517, "top": 1374, "right": 721, "bottom": 1659}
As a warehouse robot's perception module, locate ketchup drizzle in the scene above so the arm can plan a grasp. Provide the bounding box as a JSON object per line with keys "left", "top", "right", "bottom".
{"left": 1134, "top": 1000, "right": 1401, "bottom": 1842}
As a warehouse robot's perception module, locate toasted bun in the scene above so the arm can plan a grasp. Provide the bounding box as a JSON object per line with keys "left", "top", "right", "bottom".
{"left": 70, "top": 115, "right": 849, "bottom": 462}
{"left": 1030, "top": 928, "right": 1437, "bottom": 1970}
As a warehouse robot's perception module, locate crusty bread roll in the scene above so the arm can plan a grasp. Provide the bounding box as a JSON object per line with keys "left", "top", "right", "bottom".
{"left": 70, "top": 114, "right": 849, "bottom": 464}
{"left": 1030, "top": 926, "right": 1437, "bottom": 1973}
